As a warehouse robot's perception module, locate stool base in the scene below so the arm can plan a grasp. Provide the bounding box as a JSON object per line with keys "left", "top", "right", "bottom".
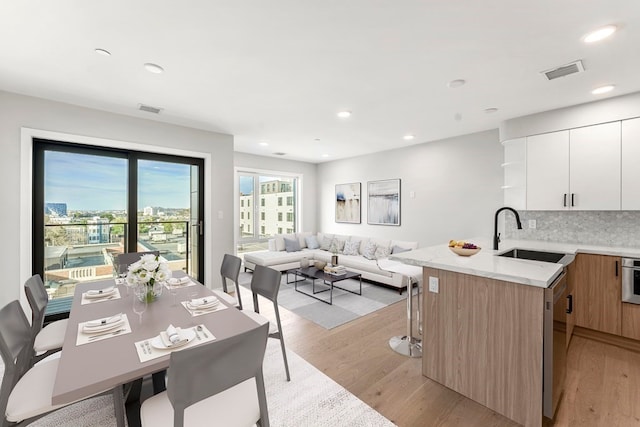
{"left": 389, "top": 335, "right": 422, "bottom": 358}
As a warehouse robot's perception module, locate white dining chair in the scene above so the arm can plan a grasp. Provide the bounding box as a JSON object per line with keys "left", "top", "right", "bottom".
{"left": 23, "top": 274, "right": 68, "bottom": 367}
{"left": 212, "top": 254, "right": 244, "bottom": 310}
{"left": 242, "top": 265, "right": 290, "bottom": 381}
{"left": 139, "top": 322, "right": 270, "bottom": 427}
{"left": 0, "top": 300, "right": 123, "bottom": 427}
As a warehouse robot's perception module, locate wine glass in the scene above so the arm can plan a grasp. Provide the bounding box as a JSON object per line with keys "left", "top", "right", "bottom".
{"left": 169, "top": 280, "right": 179, "bottom": 307}
{"left": 132, "top": 285, "right": 147, "bottom": 324}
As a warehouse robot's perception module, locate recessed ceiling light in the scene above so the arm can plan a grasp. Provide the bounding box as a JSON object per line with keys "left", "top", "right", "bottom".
{"left": 454, "top": 113, "right": 463, "bottom": 121}
{"left": 94, "top": 48, "right": 111, "bottom": 56}
{"left": 322, "top": 154, "right": 329, "bottom": 158}
{"left": 484, "top": 108, "right": 499, "bottom": 114}
{"left": 337, "top": 111, "right": 352, "bottom": 118}
{"left": 144, "top": 63, "right": 164, "bottom": 74}
{"left": 403, "top": 134, "right": 415, "bottom": 141}
{"left": 592, "top": 84, "right": 615, "bottom": 95}
{"left": 583, "top": 25, "right": 617, "bottom": 43}
{"left": 259, "top": 142, "right": 269, "bottom": 146}
{"left": 447, "top": 79, "right": 466, "bottom": 88}
{"left": 314, "top": 138, "right": 321, "bottom": 142}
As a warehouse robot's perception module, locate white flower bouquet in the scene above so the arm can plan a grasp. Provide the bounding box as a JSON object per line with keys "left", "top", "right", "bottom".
{"left": 126, "top": 253, "right": 172, "bottom": 302}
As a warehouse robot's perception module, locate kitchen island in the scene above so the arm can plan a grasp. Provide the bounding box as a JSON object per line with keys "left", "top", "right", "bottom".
{"left": 390, "top": 240, "right": 568, "bottom": 427}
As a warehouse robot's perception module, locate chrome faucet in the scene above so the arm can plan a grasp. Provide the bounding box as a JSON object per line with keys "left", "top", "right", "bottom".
{"left": 494, "top": 207, "right": 522, "bottom": 250}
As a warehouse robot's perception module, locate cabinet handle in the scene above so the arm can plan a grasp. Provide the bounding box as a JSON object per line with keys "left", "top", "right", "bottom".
{"left": 566, "top": 294, "right": 573, "bottom": 314}
{"left": 616, "top": 260, "right": 619, "bottom": 277}
{"left": 571, "top": 193, "right": 575, "bottom": 207}
{"left": 563, "top": 193, "right": 567, "bottom": 207}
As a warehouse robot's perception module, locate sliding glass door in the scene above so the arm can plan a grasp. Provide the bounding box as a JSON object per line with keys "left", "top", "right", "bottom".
{"left": 33, "top": 139, "right": 204, "bottom": 320}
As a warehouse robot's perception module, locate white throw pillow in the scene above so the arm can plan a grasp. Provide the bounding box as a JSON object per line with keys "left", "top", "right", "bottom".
{"left": 343, "top": 240, "right": 360, "bottom": 256}
{"left": 320, "top": 236, "right": 333, "bottom": 251}
{"left": 374, "top": 246, "right": 391, "bottom": 259}
{"left": 362, "top": 241, "right": 377, "bottom": 260}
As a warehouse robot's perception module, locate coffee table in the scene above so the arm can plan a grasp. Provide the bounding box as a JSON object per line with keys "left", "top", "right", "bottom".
{"left": 286, "top": 266, "right": 362, "bottom": 305}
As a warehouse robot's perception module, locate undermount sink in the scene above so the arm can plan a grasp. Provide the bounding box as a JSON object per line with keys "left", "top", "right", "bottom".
{"left": 497, "top": 248, "right": 567, "bottom": 264}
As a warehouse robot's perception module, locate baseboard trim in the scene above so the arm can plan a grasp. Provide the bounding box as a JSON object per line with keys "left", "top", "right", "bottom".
{"left": 573, "top": 326, "right": 640, "bottom": 353}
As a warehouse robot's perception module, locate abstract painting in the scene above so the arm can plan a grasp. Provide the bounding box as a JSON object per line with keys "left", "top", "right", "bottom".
{"left": 335, "top": 183, "right": 361, "bottom": 223}
{"left": 367, "top": 179, "right": 400, "bottom": 226}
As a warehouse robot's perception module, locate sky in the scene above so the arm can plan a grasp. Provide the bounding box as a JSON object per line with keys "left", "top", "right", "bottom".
{"left": 44, "top": 151, "right": 191, "bottom": 211}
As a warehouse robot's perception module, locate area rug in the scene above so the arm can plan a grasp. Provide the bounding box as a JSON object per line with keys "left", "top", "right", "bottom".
{"left": 240, "top": 272, "right": 406, "bottom": 329}
{"left": 8, "top": 340, "right": 395, "bottom": 427}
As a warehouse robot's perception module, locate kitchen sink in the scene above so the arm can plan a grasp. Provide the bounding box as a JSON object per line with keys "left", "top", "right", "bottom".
{"left": 497, "top": 248, "right": 567, "bottom": 264}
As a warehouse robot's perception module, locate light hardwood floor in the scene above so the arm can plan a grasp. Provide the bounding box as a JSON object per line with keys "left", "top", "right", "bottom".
{"left": 239, "top": 284, "right": 640, "bottom": 427}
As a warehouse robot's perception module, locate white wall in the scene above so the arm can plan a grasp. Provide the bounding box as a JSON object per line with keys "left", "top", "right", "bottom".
{"left": 234, "top": 152, "right": 318, "bottom": 233}
{"left": 0, "top": 90, "right": 235, "bottom": 308}
{"left": 317, "top": 129, "right": 503, "bottom": 247}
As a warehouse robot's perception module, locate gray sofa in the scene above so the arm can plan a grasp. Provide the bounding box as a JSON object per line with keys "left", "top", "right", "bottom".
{"left": 243, "top": 232, "right": 421, "bottom": 292}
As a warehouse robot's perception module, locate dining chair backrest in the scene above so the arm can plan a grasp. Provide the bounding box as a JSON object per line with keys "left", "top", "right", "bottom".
{"left": 250, "top": 265, "right": 281, "bottom": 303}
{"left": 0, "top": 300, "right": 34, "bottom": 422}
{"left": 114, "top": 251, "right": 160, "bottom": 274}
{"left": 23, "top": 274, "right": 47, "bottom": 337}
{"left": 166, "top": 322, "right": 270, "bottom": 427}
{"left": 220, "top": 253, "right": 243, "bottom": 309}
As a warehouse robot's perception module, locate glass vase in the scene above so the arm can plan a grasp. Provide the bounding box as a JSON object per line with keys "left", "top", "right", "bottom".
{"left": 136, "top": 280, "right": 164, "bottom": 303}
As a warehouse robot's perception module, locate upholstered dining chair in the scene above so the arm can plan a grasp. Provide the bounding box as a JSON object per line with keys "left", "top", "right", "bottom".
{"left": 212, "top": 253, "right": 243, "bottom": 310}
{"left": 0, "top": 300, "right": 122, "bottom": 427}
{"left": 23, "top": 274, "right": 68, "bottom": 367}
{"left": 242, "top": 265, "right": 291, "bottom": 381}
{"left": 113, "top": 250, "right": 160, "bottom": 275}
{"left": 139, "top": 322, "right": 270, "bottom": 427}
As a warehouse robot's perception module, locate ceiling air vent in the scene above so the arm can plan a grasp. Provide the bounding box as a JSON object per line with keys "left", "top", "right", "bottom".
{"left": 542, "top": 60, "right": 585, "bottom": 81}
{"left": 273, "top": 152, "right": 286, "bottom": 156}
{"left": 138, "top": 103, "right": 162, "bottom": 114}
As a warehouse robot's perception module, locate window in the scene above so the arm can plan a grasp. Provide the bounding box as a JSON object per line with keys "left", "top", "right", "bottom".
{"left": 261, "top": 198, "right": 265, "bottom": 206}
{"left": 247, "top": 212, "right": 250, "bottom": 220}
{"left": 241, "top": 212, "right": 244, "bottom": 219}
{"left": 287, "top": 196, "right": 293, "bottom": 206}
{"left": 241, "top": 200, "right": 244, "bottom": 207}
{"left": 278, "top": 227, "right": 282, "bottom": 234}
{"left": 278, "top": 213, "right": 283, "bottom": 221}
{"left": 261, "top": 212, "right": 265, "bottom": 220}
{"left": 278, "top": 197, "right": 283, "bottom": 206}
{"left": 261, "top": 226, "right": 265, "bottom": 234}
{"left": 286, "top": 228, "right": 293, "bottom": 234}
{"left": 287, "top": 212, "right": 294, "bottom": 222}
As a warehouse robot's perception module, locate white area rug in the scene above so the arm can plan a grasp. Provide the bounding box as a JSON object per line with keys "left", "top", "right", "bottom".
{"left": 2, "top": 340, "right": 395, "bottom": 426}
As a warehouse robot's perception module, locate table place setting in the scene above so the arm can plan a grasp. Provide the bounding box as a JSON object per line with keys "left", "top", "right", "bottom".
{"left": 76, "top": 312, "right": 132, "bottom": 345}
{"left": 134, "top": 324, "right": 215, "bottom": 363}
{"left": 180, "top": 296, "right": 228, "bottom": 317}
{"left": 80, "top": 286, "right": 122, "bottom": 305}
{"left": 164, "top": 276, "right": 197, "bottom": 290}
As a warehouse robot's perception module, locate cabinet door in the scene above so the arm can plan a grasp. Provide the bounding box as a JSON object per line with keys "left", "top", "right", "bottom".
{"left": 566, "top": 260, "right": 576, "bottom": 348}
{"left": 622, "top": 303, "right": 640, "bottom": 340}
{"left": 574, "top": 253, "right": 621, "bottom": 335}
{"left": 622, "top": 118, "right": 640, "bottom": 210}
{"left": 569, "top": 122, "right": 621, "bottom": 210}
{"left": 526, "top": 131, "right": 569, "bottom": 210}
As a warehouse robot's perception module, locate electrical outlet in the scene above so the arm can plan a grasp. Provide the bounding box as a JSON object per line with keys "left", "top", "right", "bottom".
{"left": 529, "top": 219, "right": 536, "bottom": 229}
{"left": 428, "top": 276, "right": 439, "bottom": 293}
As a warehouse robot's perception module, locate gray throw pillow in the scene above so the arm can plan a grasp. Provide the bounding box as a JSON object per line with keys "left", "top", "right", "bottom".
{"left": 343, "top": 240, "right": 360, "bottom": 256}
{"left": 305, "top": 235, "right": 320, "bottom": 249}
{"left": 320, "top": 236, "right": 333, "bottom": 251}
{"left": 362, "top": 241, "right": 377, "bottom": 260}
{"left": 284, "top": 237, "right": 301, "bottom": 252}
{"left": 391, "top": 245, "right": 411, "bottom": 254}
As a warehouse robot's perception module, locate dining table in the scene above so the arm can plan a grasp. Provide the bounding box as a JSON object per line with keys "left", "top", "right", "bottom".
{"left": 52, "top": 272, "right": 260, "bottom": 427}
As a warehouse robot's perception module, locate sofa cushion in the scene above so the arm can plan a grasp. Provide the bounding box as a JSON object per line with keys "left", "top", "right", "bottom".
{"left": 391, "top": 240, "right": 419, "bottom": 250}
{"left": 305, "top": 235, "right": 320, "bottom": 249}
{"left": 284, "top": 237, "right": 301, "bottom": 252}
{"left": 320, "top": 236, "right": 333, "bottom": 251}
{"left": 274, "top": 233, "right": 296, "bottom": 251}
{"left": 362, "top": 241, "right": 377, "bottom": 260}
{"left": 343, "top": 240, "right": 360, "bottom": 256}
{"left": 370, "top": 238, "right": 391, "bottom": 251}
{"left": 297, "top": 232, "right": 312, "bottom": 249}
{"left": 374, "top": 246, "right": 391, "bottom": 259}
{"left": 245, "top": 249, "right": 313, "bottom": 267}
{"left": 391, "top": 245, "right": 412, "bottom": 254}
{"left": 317, "top": 233, "right": 333, "bottom": 245}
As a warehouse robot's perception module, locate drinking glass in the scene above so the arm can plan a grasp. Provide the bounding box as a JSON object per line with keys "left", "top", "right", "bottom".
{"left": 132, "top": 285, "right": 147, "bottom": 324}
{"left": 169, "top": 281, "right": 179, "bottom": 307}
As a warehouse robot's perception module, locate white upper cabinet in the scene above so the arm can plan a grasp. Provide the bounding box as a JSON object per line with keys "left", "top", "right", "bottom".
{"left": 622, "top": 118, "right": 640, "bottom": 210}
{"left": 569, "top": 122, "right": 621, "bottom": 210}
{"left": 526, "top": 131, "right": 569, "bottom": 210}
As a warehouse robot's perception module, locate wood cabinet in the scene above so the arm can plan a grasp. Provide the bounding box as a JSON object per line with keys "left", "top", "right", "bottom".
{"left": 524, "top": 122, "right": 621, "bottom": 211}
{"left": 622, "top": 303, "right": 640, "bottom": 340}
{"left": 622, "top": 117, "right": 640, "bottom": 210}
{"left": 566, "top": 260, "right": 576, "bottom": 348}
{"left": 574, "top": 253, "right": 622, "bottom": 335}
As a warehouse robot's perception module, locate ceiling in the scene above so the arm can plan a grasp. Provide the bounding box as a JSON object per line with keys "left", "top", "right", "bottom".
{"left": 1, "top": 1, "right": 639, "bottom": 163}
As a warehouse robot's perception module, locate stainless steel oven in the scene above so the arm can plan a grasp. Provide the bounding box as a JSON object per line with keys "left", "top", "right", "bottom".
{"left": 622, "top": 258, "right": 640, "bottom": 304}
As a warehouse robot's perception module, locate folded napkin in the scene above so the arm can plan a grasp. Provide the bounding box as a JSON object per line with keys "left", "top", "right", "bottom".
{"left": 187, "top": 296, "right": 219, "bottom": 309}
{"left": 84, "top": 313, "right": 123, "bottom": 329}
{"left": 167, "top": 276, "right": 190, "bottom": 286}
{"left": 160, "top": 324, "right": 188, "bottom": 347}
{"left": 86, "top": 286, "right": 115, "bottom": 296}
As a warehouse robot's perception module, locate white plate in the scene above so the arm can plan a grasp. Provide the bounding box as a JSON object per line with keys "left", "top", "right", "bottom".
{"left": 168, "top": 277, "right": 190, "bottom": 286}
{"left": 84, "top": 288, "right": 117, "bottom": 299}
{"left": 151, "top": 328, "right": 196, "bottom": 349}
{"left": 83, "top": 319, "right": 125, "bottom": 334}
{"left": 186, "top": 300, "right": 219, "bottom": 310}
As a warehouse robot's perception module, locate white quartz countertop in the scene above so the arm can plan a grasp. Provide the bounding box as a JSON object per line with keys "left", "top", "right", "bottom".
{"left": 389, "top": 239, "right": 640, "bottom": 288}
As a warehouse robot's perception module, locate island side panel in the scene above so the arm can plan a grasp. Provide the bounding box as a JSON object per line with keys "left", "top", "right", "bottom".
{"left": 422, "top": 267, "right": 544, "bottom": 427}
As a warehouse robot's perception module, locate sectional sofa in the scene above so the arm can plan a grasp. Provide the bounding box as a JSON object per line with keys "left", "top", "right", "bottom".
{"left": 243, "top": 232, "right": 421, "bottom": 292}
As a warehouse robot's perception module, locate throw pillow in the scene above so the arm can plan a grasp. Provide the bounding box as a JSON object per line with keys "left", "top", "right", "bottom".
{"left": 329, "top": 238, "right": 346, "bottom": 254}
{"left": 284, "top": 237, "right": 301, "bottom": 253}
{"left": 362, "top": 241, "right": 377, "bottom": 260}
{"left": 375, "top": 245, "right": 391, "bottom": 259}
{"left": 343, "top": 240, "right": 360, "bottom": 256}
{"left": 391, "top": 245, "right": 411, "bottom": 254}
{"left": 320, "top": 236, "right": 333, "bottom": 251}
{"left": 305, "top": 235, "right": 320, "bottom": 249}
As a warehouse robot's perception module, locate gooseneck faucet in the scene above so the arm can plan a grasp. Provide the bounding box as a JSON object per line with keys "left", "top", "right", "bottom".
{"left": 493, "top": 207, "right": 523, "bottom": 250}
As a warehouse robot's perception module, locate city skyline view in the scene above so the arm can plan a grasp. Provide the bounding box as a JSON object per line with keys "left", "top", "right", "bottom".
{"left": 45, "top": 151, "right": 191, "bottom": 211}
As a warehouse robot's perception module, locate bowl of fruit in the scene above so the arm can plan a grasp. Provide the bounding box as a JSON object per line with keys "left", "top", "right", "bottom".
{"left": 448, "top": 240, "right": 481, "bottom": 256}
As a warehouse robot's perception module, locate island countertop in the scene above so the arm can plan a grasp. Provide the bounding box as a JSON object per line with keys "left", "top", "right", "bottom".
{"left": 389, "top": 239, "right": 640, "bottom": 288}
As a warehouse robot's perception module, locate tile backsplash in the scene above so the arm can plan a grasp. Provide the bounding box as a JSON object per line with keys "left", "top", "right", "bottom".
{"left": 504, "top": 211, "right": 640, "bottom": 247}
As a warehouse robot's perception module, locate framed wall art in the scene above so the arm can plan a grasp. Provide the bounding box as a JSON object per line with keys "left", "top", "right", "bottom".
{"left": 335, "top": 182, "right": 361, "bottom": 223}
{"left": 367, "top": 179, "right": 400, "bottom": 226}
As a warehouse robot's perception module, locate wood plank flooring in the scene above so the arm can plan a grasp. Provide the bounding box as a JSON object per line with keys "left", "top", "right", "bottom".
{"left": 238, "top": 285, "right": 640, "bottom": 427}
